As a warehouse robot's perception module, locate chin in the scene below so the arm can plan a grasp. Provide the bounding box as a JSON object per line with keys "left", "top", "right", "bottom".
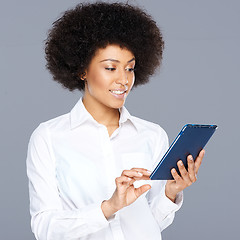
{"left": 108, "top": 99, "right": 126, "bottom": 109}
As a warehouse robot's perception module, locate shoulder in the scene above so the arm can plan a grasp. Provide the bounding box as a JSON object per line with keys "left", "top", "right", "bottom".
{"left": 130, "top": 115, "right": 168, "bottom": 141}
{"left": 29, "top": 112, "right": 70, "bottom": 141}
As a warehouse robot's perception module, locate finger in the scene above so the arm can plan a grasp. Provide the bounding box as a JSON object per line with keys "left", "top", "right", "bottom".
{"left": 134, "top": 184, "right": 151, "bottom": 198}
{"left": 121, "top": 169, "right": 150, "bottom": 180}
{"left": 177, "top": 160, "right": 192, "bottom": 186}
{"left": 187, "top": 155, "right": 197, "bottom": 182}
{"left": 195, "top": 149, "right": 205, "bottom": 174}
{"left": 130, "top": 168, "right": 152, "bottom": 176}
{"left": 171, "top": 168, "right": 183, "bottom": 185}
{"left": 121, "top": 169, "right": 144, "bottom": 178}
{"left": 115, "top": 176, "right": 132, "bottom": 186}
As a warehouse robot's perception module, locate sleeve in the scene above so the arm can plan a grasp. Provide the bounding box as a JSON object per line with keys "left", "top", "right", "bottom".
{"left": 145, "top": 125, "right": 183, "bottom": 231}
{"left": 26, "top": 123, "right": 114, "bottom": 240}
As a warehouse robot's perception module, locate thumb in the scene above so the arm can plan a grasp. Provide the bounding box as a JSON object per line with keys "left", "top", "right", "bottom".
{"left": 135, "top": 184, "right": 151, "bottom": 198}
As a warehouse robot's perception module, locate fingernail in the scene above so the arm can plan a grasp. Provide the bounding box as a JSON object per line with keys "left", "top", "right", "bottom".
{"left": 137, "top": 172, "right": 143, "bottom": 176}
{"left": 128, "top": 177, "right": 132, "bottom": 181}
{"left": 189, "top": 156, "right": 193, "bottom": 161}
{"left": 146, "top": 170, "right": 152, "bottom": 174}
{"left": 172, "top": 169, "right": 176, "bottom": 173}
{"left": 179, "top": 161, "right": 183, "bottom": 166}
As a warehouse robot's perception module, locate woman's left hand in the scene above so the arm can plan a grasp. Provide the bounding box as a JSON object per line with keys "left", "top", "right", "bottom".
{"left": 165, "top": 149, "right": 205, "bottom": 202}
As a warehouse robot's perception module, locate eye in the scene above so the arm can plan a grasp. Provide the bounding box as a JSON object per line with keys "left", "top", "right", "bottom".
{"left": 105, "top": 68, "right": 116, "bottom": 71}
{"left": 126, "top": 67, "right": 135, "bottom": 72}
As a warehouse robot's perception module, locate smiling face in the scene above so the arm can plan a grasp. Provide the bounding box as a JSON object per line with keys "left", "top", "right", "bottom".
{"left": 82, "top": 44, "right": 135, "bottom": 110}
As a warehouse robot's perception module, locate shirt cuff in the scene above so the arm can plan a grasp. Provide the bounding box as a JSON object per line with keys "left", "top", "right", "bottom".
{"left": 157, "top": 184, "right": 183, "bottom": 216}
{"left": 75, "top": 201, "right": 116, "bottom": 230}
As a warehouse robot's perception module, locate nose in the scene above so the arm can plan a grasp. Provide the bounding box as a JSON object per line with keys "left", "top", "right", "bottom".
{"left": 115, "top": 68, "right": 128, "bottom": 86}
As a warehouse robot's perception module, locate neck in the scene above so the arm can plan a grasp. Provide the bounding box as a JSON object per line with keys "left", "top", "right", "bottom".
{"left": 82, "top": 95, "right": 120, "bottom": 127}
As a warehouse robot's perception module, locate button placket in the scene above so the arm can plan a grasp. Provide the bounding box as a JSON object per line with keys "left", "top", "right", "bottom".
{"left": 99, "top": 126, "right": 117, "bottom": 194}
{"left": 99, "top": 126, "right": 125, "bottom": 240}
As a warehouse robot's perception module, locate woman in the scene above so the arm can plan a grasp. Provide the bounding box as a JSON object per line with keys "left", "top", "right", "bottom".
{"left": 26, "top": 2, "right": 204, "bottom": 240}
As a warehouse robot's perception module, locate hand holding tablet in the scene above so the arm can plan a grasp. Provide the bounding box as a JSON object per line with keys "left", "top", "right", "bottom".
{"left": 150, "top": 124, "right": 218, "bottom": 180}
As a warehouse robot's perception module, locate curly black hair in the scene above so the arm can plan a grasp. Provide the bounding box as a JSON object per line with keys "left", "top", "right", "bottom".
{"left": 45, "top": 1, "right": 164, "bottom": 92}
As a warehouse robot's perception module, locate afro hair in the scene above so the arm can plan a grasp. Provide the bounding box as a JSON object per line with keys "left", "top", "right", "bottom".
{"left": 45, "top": 1, "right": 164, "bottom": 91}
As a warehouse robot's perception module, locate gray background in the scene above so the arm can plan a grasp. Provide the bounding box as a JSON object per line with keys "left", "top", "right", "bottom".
{"left": 1, "top": 0, "right": 239, "bottom": 239}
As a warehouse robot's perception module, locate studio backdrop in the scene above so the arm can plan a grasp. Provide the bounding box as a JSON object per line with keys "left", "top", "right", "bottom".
{"left": 1, "top": 0, "right": 239, "bottom": 239}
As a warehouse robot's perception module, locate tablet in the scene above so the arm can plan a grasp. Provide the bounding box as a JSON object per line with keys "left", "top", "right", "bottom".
{"left": 150, "top": 124, "right": 217, "bottom": 180}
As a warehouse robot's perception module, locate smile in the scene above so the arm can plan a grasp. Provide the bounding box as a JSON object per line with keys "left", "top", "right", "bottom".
{"left": 109, "top": 89, "right": 127, "bottom": 99}
{"left": 110, "top": 90, "right": 126, "bottom": 94}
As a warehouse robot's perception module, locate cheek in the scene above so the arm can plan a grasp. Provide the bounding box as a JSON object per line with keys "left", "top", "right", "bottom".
{"left": 129, "top": 74, "right": 135, "bottom": 89}
{"left": 88, "top": 69, "right": 110, "bottom": 92}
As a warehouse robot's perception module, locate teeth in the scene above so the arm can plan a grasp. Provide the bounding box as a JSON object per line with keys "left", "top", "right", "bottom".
{"left": 111, "top": 90, "right": 125, "bottom": 95}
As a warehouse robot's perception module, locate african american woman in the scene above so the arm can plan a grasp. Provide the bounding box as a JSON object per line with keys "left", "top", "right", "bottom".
{"left": 26, "top": 2, "right": 204, "bottom": 240}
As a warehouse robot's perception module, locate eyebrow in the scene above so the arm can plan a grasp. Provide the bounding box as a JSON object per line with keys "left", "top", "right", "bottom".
{"left": 99, "top": 57, "right": 135, "bottom": 63}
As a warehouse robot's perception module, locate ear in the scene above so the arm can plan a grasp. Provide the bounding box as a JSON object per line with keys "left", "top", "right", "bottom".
{"left": 79, "top": 72, "right": 87, "bottom": 81}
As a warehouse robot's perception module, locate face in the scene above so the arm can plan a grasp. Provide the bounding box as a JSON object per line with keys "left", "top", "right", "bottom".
{"left": 82, "top": 44, "right": 135, "bottom": 109}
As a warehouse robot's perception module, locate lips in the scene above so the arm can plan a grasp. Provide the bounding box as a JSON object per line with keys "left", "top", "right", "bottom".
{"left": 109, "top": 88, "right": 128, "bottom": 95}
{"left": 109, "top": 88, "right": 127, "bottom": 99}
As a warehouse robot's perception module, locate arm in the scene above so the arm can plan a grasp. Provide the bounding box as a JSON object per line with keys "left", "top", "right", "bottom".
{"left": 146, "top": 125, "right": 205, "bottom": 231}
{"left": 145, "top": 180, "right": 183, "bottom": 231}
{"left": 26, "top": 124, "right": 112, "bottom": 240}
{"left": 145, "top": 125, "right": 183, "bottom": 231}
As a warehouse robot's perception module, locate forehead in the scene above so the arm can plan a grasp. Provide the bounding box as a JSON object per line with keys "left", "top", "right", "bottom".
{"left": 92, "top": 44, "right": 135, "bottom": 62}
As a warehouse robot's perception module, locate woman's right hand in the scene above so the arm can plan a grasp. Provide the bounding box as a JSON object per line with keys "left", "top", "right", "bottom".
{"left": 101, "top": 168, "right": 152, "bottom": 219}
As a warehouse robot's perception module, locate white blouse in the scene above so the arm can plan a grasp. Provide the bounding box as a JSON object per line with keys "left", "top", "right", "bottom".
{"left": 26, "top": 97, "right": 183, "bottom": 240}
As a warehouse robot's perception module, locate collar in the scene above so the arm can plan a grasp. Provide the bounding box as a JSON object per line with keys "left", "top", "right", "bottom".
{"left": 70, "top": 97, "right": 138, "bottom": 131}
